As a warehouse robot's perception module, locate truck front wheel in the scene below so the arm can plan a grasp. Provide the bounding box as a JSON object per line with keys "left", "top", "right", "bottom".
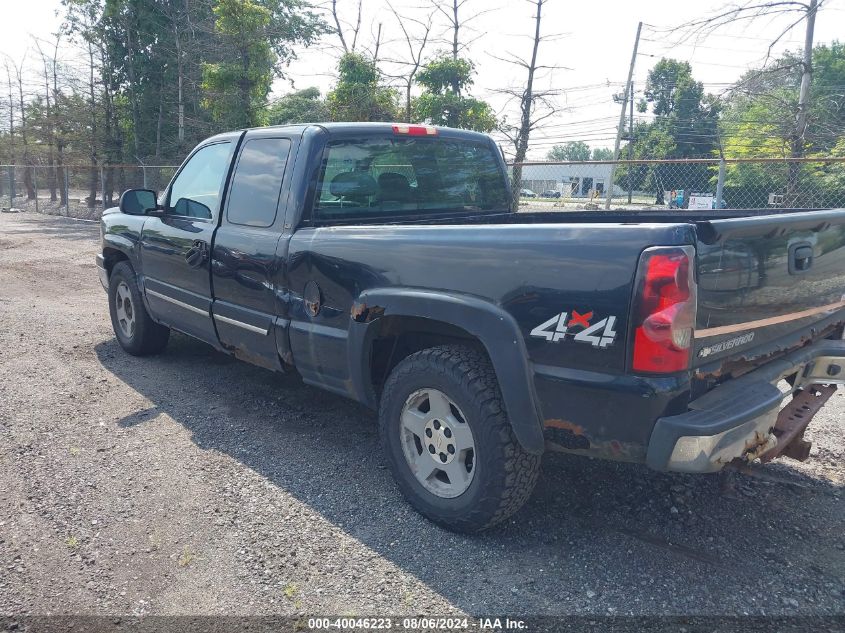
{"left": 108, "top": 261, "right": 170, "bottom": 356}
{"left": 379, "top": 345, "right": 540, "bottom": 532}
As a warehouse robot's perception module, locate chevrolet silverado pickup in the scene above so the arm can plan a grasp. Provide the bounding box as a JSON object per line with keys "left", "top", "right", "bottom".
{"left": 97, "top": 122, "right": 845, "bottom": 532}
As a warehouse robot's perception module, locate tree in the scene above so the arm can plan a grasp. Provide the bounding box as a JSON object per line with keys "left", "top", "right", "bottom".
{"left": 665, "top": 0, "right": 830, "bottom": 200}
{"left": 616, "top": 123, "right": 677, "bottom": 201}
{"left": 326, "top": 52, "right": 398, "bottom": 122}
{"left": 591, "top": 147, "right": 614, "bottom": 160}
{"left": 718, "top": 42, "right": 845, "bottom": 206}
{"left": 6, "top": 56, "right": 36, "bottom": 201}
{"left": 495, "top": 0, "right": 558, "bottom": 207}
{"left": 202, "top": 0, "right": 276, "bottom": 128}
{"left": 330, "top": 0, "right": 362, "bottom": 53}
{"left": 613, "top": 58, "right": 722, "bottom": 198}
{"left": 546, "top": 141, "right": 590, "bottom": 161}
{"left": 430, "top": 0, "right": 495, "bottom": 91}
{"left": 267, "top": 87, "right": 328, "bottom": 124}
{"left": 3, "top": 59, "right": 17, "bottom": 202}
{"left": 384, "top": 2, "right": 434, "bottom": 123}
{"left": 722, "top": 42, "right": 845, "bottom": 156}
{"left": 640, "top": 58, "right": 720, "bottom": 159}
{"left": 202, "top": 0, "right": 324, "bottom": 129}
{"left": 413, "top": 56, "right": 496, "bottom": 131}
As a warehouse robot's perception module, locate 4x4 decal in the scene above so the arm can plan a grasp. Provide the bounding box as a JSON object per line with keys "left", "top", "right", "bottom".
{"left": 530, "top": 309, "right": 618, "bottom": 348}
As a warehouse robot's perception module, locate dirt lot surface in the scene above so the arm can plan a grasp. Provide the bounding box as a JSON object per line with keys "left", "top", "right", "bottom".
{"left": 0, "top": 213, "right": 843, "bottom": 618}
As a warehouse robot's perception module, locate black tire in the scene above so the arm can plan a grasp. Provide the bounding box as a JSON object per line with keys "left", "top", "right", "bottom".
{"left": 108, "top": 261, "right": 170, "bottom": 356}
{"left": 379, "top": 345, "right": 541, "bottom": 532}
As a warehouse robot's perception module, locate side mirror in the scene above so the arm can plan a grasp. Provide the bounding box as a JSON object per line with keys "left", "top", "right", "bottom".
{"left": 119, "top": 189, "right": 159, "bottom": 216}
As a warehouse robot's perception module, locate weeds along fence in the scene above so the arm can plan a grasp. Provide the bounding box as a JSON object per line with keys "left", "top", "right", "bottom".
{"left": 511, "top": 157, "right": 845, "bottom": 210}
{"left": 2, "top": 157, "right": 844, "bottom": 220}
{"left": 0, "top": 164, "right": 179, "bottom": 220}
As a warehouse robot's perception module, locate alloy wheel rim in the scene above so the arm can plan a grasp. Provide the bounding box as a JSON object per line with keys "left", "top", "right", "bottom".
{"left": 400, "top": 388, "right": 476, "bottom": 498}
{"left": 114, "top": 281, "right": 136, "bottom": 339}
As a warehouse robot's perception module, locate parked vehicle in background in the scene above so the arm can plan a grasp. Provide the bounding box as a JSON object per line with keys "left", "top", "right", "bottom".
{"left": 98, "top": 122, "right": 845, "bottom": 533}
{"left": 520, "top": 188, "right": 537, "bottom": 198}
{"left": 541, "top": 190, "right": 561, "bottom": 198}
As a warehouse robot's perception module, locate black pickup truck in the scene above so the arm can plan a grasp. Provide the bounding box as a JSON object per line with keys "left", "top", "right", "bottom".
{"left": 97, "top": 122, "right": 845, "bottom": 532}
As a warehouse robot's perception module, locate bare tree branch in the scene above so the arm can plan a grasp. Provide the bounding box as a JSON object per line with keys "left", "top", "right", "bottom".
{"left": 385, "top": 1, "right": 434, "bottom": 122}
{"left": 489, "top": 0, "right": 562, "bottom": 206}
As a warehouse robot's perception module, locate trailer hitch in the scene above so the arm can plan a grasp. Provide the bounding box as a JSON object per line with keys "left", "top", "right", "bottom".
{"left": 759, "top": 383, "right": 837, "bottom": 463}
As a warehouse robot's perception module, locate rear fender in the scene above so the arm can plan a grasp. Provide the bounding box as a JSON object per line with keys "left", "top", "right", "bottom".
{"left": 348, "top": 288, "right": 545, "bottom": 454}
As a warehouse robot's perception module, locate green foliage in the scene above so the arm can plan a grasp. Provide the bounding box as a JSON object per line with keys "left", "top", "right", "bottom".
{"left": 644, "top": 59, "right": 699, "bottom": 118}
{"left": 202, "top": 0, "right": 276, "bottom": 128}
{"left": 53, "top": 0, "right": 325, "bottom": 168}
{"left": 590, "top": 147, "right": 614, "bottom": 160}
{"left": 326, "top": 53, "right": 399, "bottom": 122}
{"left": 202, "top": 0, "right": 324, "bottom": 129}
{"left": 641, "top": 58, "right": 721, "bottom": 158}
{"left": 416, "top": 56, "right": 474, "bottom": 94}
{"left": 808, "top": 137, "right": 845, "bottom": 197}
{"left": 268, "top": 87, "right": 328, "bottom": 124}
{"left": 720, "top": 42, "right": 845, "bottom": 157}
{"left": 616, "top": 58, "right": 719, "bottom": 194}
{"left": 412, "top": 55, "right": 496, "bottom": 132}
{"left": 546, "top": 141, "right": 591, "bottom": 161}
{"left": 718, "top": 43, "right": 845, "bottom": 205}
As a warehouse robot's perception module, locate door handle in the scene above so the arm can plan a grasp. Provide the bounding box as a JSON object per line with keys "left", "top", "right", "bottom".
{"left": 185, "top": 240, "right": 209, "bottom": 268}
{"left": 788, "top": 242, "right": 813, "bottom": 274}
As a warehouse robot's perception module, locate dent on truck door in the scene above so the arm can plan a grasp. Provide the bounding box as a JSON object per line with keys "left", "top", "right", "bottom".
{"left": 140, "top": 141, "right": 234, "bottom": 345}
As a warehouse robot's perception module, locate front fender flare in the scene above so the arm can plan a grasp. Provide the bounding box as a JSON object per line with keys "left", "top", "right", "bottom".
{"left": 102, "top": 232, "right": 140, "bottom": 272}
{"left": 348, "top": 288, "right": 545, "bottom": 454}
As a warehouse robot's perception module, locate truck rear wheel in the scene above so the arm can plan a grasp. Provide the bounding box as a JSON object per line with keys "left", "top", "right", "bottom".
{"left": 108, "top": 261, "right": 170, "bottom": 356}
{"left": 379, "top": 345, "right": 540, "bottom": 532}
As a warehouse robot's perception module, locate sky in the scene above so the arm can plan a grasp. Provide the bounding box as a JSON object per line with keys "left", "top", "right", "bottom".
{"left": 1, "top": 0, "right": 843, "bottom": 158}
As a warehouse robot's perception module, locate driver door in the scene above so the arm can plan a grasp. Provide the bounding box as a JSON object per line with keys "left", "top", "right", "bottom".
{"left": 140, "top": 138, "right": 238, "bottom": 345}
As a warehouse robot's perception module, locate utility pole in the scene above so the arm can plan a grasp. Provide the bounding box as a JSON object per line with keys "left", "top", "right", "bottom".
{"left": 605, "top": 21, "right": 642, "bottom": 210}
{"left": 627, "top": 80, "right": 634, "bottom": 204}
{"left": 794, "top": 0, "right": 817, "bottom": 153}
{"left": 787, "top": 0, "right": 817, "bottom": 201}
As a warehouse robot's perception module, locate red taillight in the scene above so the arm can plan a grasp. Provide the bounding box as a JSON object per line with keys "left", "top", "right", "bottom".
{"left": 631, "top": 246, "right": 697, "bottom": 373}
{"left": 392, "top": 124, "right": 438, "bottom": 136}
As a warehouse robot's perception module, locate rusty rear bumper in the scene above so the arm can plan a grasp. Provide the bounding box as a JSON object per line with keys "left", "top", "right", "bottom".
{"left": 647, "top": 339, "right": 845, "bottom": 473}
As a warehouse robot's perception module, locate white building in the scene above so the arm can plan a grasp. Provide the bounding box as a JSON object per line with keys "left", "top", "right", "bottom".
{"left": 518, "top": 163, "right": 623, "bottom": 198}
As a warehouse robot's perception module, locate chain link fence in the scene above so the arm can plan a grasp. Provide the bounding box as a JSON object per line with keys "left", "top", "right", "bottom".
{"left": 2, "top": 157, "right": 844, "bottom": 220}
{"left": 0, "top": 164, "right": 179, "bottom": 220}
{"left": 511, "top": 157, "right": 845, "bottom": 211}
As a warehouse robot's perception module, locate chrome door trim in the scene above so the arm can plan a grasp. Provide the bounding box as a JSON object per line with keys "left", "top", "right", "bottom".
{"left": 146, "top": 288, "right": 209, "bottom": 317}
{"left": 214, "top": 313, "right": 269, "bottom": 335}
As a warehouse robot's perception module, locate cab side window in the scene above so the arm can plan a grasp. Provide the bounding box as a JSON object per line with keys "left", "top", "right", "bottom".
{"left": 226, "top": 138, "right": 292, "bottom": 227}
{"left": 167, "top": 142, "right": 232, "bottom": 219}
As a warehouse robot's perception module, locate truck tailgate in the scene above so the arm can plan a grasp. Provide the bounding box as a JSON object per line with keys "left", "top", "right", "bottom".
{"left": 694, "top": 209, "right": 845, "bottom": 366}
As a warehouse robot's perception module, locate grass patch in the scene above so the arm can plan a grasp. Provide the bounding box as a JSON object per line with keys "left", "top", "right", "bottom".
{"left": 177, "top": 547, "right": 194, "bottom": 567}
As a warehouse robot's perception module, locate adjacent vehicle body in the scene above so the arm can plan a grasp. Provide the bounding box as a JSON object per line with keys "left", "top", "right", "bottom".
{"left": 98, "top": 122, "right": 845, "bottom": 531}
{"left": 520, "top": 188, "right": 538, "bottom": 198}
{"left": 540, "top": 189, "right": 561, "bottom": 198}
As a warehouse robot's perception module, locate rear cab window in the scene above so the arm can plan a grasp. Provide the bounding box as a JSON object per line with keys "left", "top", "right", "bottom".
{"left": 313, "top": 135, "right": 509, "bottom": 222}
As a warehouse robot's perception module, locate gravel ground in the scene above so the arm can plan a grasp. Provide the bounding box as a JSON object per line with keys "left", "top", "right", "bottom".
{"left": 0, "top": 212, "right": 843, "bottom": 618}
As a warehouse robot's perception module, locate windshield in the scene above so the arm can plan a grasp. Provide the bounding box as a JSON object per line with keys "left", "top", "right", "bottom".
{"left": 313, "top": 136, "right": 509, "bottom": 221}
